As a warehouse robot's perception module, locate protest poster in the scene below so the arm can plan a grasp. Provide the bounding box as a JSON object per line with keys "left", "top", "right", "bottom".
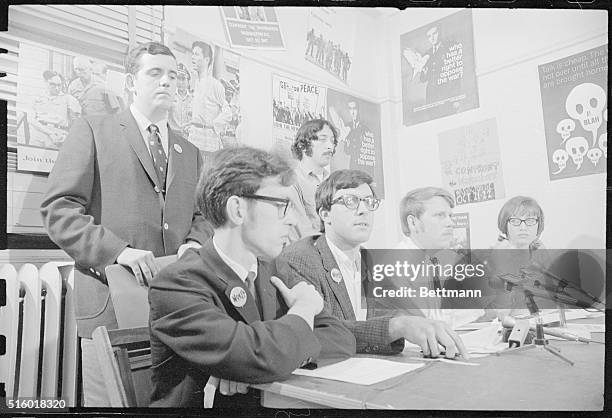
{"left": 400, "top": 9, "right": 479, "bottom": 126}
{"left": 450, "top": 212, "right": 471, "bottom": 250}
{"left": 539, "top": 44, "right": 607, "bottom": 180}
{"left": 220, "top": 6, "right": 285, "bottom": 49}
{"left": 439, "top": 118, "right": 505, "bottom": 206}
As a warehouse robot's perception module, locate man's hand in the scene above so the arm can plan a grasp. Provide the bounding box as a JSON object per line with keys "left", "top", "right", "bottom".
{"left": 116, "top": 247, "right": 158, "bottom": 287}
{"left": 390, "top": 315, "right": 469, "bottom": 360}
{"left": 203, "top": 376, "right": 249, "bottom": 408}
{"left": 178, "top": 241, "right": 201, "bottom": 258}
{"left": 270, "top": 276, "right": 323, "bottom": 329}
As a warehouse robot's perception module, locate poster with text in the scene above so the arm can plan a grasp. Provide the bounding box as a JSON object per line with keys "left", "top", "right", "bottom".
{"left": 220, "top": 6, "right": 285, "bottom": 49}
{"left": 450, "top": 213, "right": 471, "bottom": 250}
{"left": 327, "top": 90, "right": 385, "bottom": 198}
{"left": 272, "top": 74, "right": 327, "bottom": 161}
{"left": 400, "top": 9, "right": 479, "bottom": 126}
{"left": 539, "top": 44, "right": 607, "bottom": 180}
{"left": 439, "top": 118, "right": 505, "bottom": 206}
{"left": 305, "top": 8, "right": 356, "bottom": 83}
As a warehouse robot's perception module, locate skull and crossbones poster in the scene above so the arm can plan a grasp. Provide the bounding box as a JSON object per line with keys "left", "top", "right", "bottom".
{"left": 539, "top": 44, "right": 607, "bottom": 180}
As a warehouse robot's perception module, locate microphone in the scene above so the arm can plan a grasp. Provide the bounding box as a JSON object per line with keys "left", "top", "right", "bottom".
{"left": 501, "top": 315, "right": 599, "bottom": 344}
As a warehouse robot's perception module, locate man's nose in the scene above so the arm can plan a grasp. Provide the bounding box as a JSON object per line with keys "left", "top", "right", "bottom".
{"left": 159, "top": 74, "right": 171, "bottom": 87}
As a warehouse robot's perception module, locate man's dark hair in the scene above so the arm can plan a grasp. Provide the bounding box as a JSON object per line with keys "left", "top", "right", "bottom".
{"left": 124, "top": 42, "right": 175, "bottom": 75}
{"left": 192, "top": 41, "right": 213, "bottom": 62}
{"left": 315, "top": 169, "right": 374, "bottom": 232}
{"left": 291, "top": 119, "right": 338, "bottom": 160}
{"left": 197, "top": 147, "right": 295, "bottom": 228}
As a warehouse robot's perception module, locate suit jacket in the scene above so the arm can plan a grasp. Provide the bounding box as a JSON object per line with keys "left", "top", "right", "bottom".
{"left": 41, "top": 110, "right": 212, "bottom": 338}
{"left": 148, "top": 239, "right": 356, "bottom": 407}
{"left": 276, "top": 235, "right": 404, "bottom": 355}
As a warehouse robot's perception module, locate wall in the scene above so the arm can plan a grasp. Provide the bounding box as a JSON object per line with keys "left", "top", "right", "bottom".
{"left": 380, "top": 8, "right": 607, "bottom": 249}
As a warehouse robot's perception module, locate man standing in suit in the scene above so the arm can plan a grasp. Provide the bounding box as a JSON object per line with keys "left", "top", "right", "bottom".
{"left": 277, "top": 170, "right": 467, "bottom": 358}
{"left": 41, "top": 42, "right": 212, "bottom": 406}
{"left": 149, "top": 147, "right": 355, "bottom": 408}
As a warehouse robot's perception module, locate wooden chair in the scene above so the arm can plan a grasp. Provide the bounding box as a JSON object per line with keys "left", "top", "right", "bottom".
{"left": 92, "top": 326, "right": 152, "bottom": 407}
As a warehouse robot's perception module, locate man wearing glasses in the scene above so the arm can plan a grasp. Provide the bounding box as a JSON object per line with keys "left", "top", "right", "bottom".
{"left": 277, "top": 170, "right": 468, "bottom": 358}
{"left": 149, "top": 146, "right": 355, "bottom": 408}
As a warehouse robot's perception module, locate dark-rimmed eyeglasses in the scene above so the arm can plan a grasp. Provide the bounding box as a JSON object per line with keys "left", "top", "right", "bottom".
{"left": 331, "top": 195, "right": 380, "bottom": 211}
{"left": 508, "top": 217, "right": 538, "bottom": 227}
{"left": 241, "top": 194, "right": 293, "bottom": 219}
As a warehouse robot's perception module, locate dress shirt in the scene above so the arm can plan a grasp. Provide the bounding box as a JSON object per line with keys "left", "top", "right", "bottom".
{"left": 130, "top": 103, "right": 169, "bottom": 156}
{"left": 212, "top": 236, "right": 258, "bottom": 283}
{"left": 326, "top": 236, "right": 367, "bottom": 321}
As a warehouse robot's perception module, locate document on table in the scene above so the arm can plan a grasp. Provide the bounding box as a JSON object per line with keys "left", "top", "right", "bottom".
{"left": 292, "top": 358, "right": 425, "bottom": 385}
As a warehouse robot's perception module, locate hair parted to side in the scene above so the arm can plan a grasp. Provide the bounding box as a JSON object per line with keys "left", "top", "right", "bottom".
{"left": 124, "top": 42, "right": 175, "bottom": 75}
{"left": 497, "top": 195, "right": 545, "bottom": 238}
{"left": 192, "top": 41, "right": 213, "bottom": 60}
{"left": 291, "top": 119, "right": 338, "bottom": 160}
{"left": 197, "top": 147, "right": 295, "bottom": 228}
{"left": 399, "top": 187, "right": 455, "bottom": 236}
{"left": 315, "top": 169, "right": 374, "bottom": 233}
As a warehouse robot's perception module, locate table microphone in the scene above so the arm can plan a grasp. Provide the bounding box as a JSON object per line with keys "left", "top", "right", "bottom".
{"left": 501, "top": 315, "right": 596, "bottom": 344}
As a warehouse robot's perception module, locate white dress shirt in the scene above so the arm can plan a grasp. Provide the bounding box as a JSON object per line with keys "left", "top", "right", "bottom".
{"left": 213, "top": 236, "right": 258, "bottom": 283}
{"left": 326, "top": 236, "right": 367, "bottom": 321}
{"left": 130, "top": 103, "right": 169, "bottom": 157}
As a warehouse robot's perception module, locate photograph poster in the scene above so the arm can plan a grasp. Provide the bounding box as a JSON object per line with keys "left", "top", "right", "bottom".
{"left": 400, "top": 9, "right": 479, "bottom": 126}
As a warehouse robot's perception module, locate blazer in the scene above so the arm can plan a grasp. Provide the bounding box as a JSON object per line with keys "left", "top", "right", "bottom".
{"left": 148, "top": 239, "right": 356, "bottom": 407}
{"left": 41, "top": 110, "right": 212, "bottom": 338}
{"left": 276, "top": 234, "right": 404, "bottom": 355}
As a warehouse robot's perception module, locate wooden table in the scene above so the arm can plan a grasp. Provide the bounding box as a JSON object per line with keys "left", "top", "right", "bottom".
{"left": 256, "top": 316, "right": 605, "bottom": 410}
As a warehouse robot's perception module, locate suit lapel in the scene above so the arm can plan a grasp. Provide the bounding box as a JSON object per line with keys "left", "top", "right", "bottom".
{"left": 119, "top": 110, "right": 162, "bottom": 191}
{"left": 256, "top": 261, "right": 278, "bottom": 321}
{"left": 166, "top": 128, "right": 180, "bottom": 191}
{"left": 201, "top": 241, "right": 261, "bottom": 324}
{"left": 315, "top": 235, "right": 356, "bottom": 321}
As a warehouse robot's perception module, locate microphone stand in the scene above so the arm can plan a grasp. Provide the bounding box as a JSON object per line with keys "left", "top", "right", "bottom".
{"left": 496, "top": 289, "right": 574, "bottom": 366}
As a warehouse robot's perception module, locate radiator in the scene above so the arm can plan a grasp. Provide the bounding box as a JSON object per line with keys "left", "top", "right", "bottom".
{"left": 0, "top": 262, "right": 78, "bottom": 407}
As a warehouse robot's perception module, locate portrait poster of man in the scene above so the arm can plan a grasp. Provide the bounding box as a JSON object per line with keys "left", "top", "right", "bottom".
{"left": 304, "top": 8, "right": 356, "bottom": 83}
{"left": 14, "top": 42, "right": 126, "bottom": 158}
{"left": 327, "top": 89, "right": 385, "bottom": 198}
{"left": 538, "top": 44, "right": 607, "bottom": 181}
{"left": 220, "top": 6, "right": 285, "bottom": 49}
{"left": 165, "top": 27, "right": 242, "bottom": 154}
{"left": 400, "top": 9, "right": 479, "bottom": 126}
{"left": 438, "top": 118, "right": 505, "bottom": 206}
{"left": 272, "top": 73, "right": 327, "bottom": 161}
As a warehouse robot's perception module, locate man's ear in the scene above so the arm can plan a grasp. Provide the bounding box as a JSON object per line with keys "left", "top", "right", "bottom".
{"left": 318, "top": 207, "right": 331, "bottom": 225}
{"left": 125, "top": 73, "right": 136, "bottom": 95}
{"left": 226, "top": 196, "right": 245, "bottom": 226}
{"left": 406, "top": 215, "right": 417, "bottom": 233}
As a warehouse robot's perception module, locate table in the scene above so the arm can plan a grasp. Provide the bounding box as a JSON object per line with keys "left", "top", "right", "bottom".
{"left": 255, "top": 316, "right": 605, "bottom": 410}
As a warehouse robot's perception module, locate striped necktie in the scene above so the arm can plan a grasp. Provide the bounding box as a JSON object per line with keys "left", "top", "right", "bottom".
{"left": 147, "top": 124, "right": 167, "bottom": 192}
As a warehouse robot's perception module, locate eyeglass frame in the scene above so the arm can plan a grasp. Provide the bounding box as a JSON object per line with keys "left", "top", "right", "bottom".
{"left": 241, "top": 194, "right": 293, "bottom": 219}
{"left": 331, "top": 194, "right": 380, "bottom": 211}
{"left": 507, "top": 217, "right": 538, "bottom": 227}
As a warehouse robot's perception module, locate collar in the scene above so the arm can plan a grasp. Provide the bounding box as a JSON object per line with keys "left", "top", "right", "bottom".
{"left": 130, "top": 103, "right": 168, "bottom": 138}
{"left": 326, "top": 235, "right": 360, "bottom": 270}
{"left": 212, "top": 235, "right": 258, "bottom": 283}
{"left": 397, "top": 236, "right": 421, "bottom": 250}
{"left": 298, "top": 159, "right": 329, "bottom": 182}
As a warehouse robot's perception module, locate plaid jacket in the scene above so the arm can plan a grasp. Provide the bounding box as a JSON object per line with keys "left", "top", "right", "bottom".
{"left": 276, "top": 234, "right": 404, "bottom": 355}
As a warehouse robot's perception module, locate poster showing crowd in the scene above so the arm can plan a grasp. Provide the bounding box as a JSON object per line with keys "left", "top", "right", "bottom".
{"left": 450, "top": 212, "right": 471, "bottom": 250}
{"left": 327, "top": 89, "right": 385, "bottom": 198}
{"left": 400, "top": 9, "right": 479, "bottom": 126}
{"left": 272, "top": 74, "right": 327, "bottom": 160}
{"left": 13, "top": 42, "right": 127, "bottom": 173}
{"left": 304, "top": 8, "right": 356, "bottom": 83}
{"left": 165, "top": 27, "right": 243, "bottom": 157}
{"left": 220, "top": 6, "right": 285, "bottom": 49}
{"left": 438, "top": 118, "right": 505, "bottom": 206}
{"left": 538, "top": 44, "right": 607, "bottom": 181}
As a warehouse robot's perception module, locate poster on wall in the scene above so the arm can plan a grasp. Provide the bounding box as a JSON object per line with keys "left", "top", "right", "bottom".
{"left": 304, "top": 8, "right": 356, "bottom": 83}
{"left": 272, "top": 74, "right": 327, "bottom": 161}
{"left": 539, "top": 44, "right": 607, "bottom": 180}
{"left": 14, "top": 42, "right": 127, "bottom": 171}
{"left": 400, "top": 9, "right": 479, "bottom": 126}
{"left": 327, "top": 90, "right": 385, "bottom": 198}
{"left": 450, "top": 213, "right": 471, "bottom": 250}
{"left": 165, "top": 27, "right": 242, "bottom": 156}
{"left": 220, "top": 6, "right": 285, "bottom": 50}
{"left": 439, "top": 118, "right": 505, "bottom": 206}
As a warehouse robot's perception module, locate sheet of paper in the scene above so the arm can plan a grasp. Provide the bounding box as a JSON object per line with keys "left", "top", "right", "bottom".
{"left": 459, "top": 324, "right": 506, "bottom": 354}
{"left": 292, "top": 358, "right": 424, "bottom": 385}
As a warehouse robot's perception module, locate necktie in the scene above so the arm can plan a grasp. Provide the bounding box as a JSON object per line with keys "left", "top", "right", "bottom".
{"left": 246, "top": 271, "right": 262, "bottom": 318}
{"left": 430, "top": 257, "right": 442, "bottom": 291}
{"left": 147, "top": 124, "right": 167, "bottom": 192}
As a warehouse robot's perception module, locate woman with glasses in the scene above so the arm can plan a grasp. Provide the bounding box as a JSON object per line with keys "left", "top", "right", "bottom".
{"left": 494, "top": 196, "right": 544, "bottom": 250}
